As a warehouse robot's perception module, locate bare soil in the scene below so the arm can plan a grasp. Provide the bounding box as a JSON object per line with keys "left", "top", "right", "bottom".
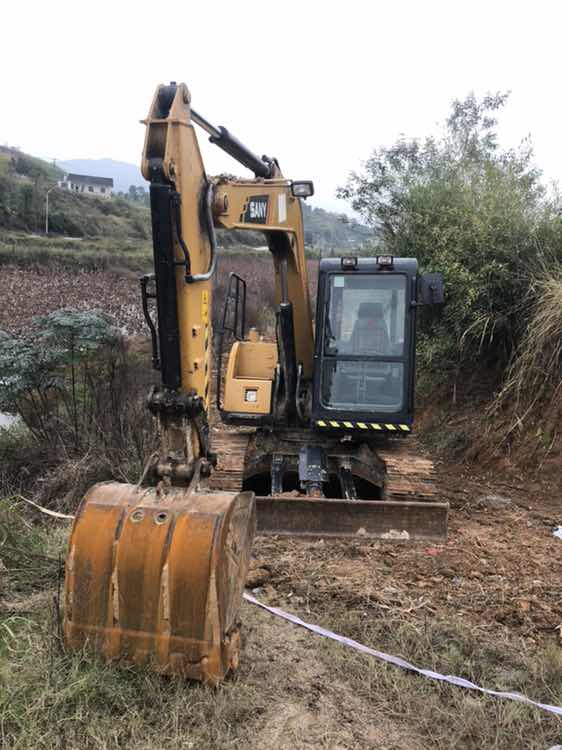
{"left": 235, "top": 457, "right": 562, "bottom": 748}
{"left": 250, "top": 463, "right": 561, "bottom": 642}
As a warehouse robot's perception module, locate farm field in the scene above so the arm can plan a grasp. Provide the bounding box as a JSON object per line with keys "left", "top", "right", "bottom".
{"left": 0, "top": 249, "right": 317, "bottom": 335}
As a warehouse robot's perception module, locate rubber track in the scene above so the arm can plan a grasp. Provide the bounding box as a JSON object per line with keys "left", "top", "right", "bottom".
{"left": 208, "top": 427, "right": 437, "bottom": 502}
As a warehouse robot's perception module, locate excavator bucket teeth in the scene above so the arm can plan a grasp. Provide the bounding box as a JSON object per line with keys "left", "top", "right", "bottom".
{"left": 255, "top": 497, "right": 448, "bottom": 542}
{"left": 64, "top": 482, "right": 256, "bottom": 685}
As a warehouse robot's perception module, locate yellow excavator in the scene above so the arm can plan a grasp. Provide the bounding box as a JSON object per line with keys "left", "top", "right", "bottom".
{"left": 64, "top": 82, "right": 447, "bottom": 685}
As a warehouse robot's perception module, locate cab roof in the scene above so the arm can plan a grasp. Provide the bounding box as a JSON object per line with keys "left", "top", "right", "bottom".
{"left": 319, "top": 257, "right": 418, "bottom": 275}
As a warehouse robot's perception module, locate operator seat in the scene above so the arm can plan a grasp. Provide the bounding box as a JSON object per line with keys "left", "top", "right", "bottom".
{"left": 351, "top": 302, "right": 390, "bottom": 355}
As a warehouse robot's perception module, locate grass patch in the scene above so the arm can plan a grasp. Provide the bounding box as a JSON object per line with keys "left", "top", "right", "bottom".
{"left": 0, "top": 498, "right": 65, "bottom": 595}
{"left": 0, "top": 232, "right": 153, "bottom": 273}
{"left": 0, "top": 601, "right": 263, "bottom": 750}
{"left": 0, "top": 154, "right": 10, "bottom": 177}
{"left": 312, "top": 606, "right": 562, "bottom": 749}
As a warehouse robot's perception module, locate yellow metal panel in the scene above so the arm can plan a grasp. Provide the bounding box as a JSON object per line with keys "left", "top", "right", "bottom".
{"left": 214, "top": 180, "right": 314, "bottom": 380}
{"left": 371, "top": 423, "right": 382, "bottom": 430}
{"left": 231, "top": 341, "right": 278, "bottom": 379}
{"left": 385, "top": 424, "right": 397, "bottom": 431}
{"left": 223, "top": 378, "right": 273, "bottom": 414}
{"left": 357, "top": 422, "right": 368, "bottom": 429}
{"left": 201, "top": 290, "right": 209, "bottom": 324}
{"left": 223, "top": 340, "right": 276, "bottom": 414}
{"left": 343, "top": 421, "right": 353, "bottom": 428}
{"left": 317, "top": 420, "right": 327, "bottom": 427}
{"left": 329, "top": 420, "right": 340, "bottom": 428}
{"left": 400, "top": 424, "right": 411, "bottom": 432}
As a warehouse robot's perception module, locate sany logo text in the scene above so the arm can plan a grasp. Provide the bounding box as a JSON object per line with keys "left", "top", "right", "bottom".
{"left": 249, "top": 200, "right": 267, "bottom": 220}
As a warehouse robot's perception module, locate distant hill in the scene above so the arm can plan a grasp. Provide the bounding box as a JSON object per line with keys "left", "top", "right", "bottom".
{"left": 60, "top": 159, "right": 147, "bottom": 194}
{"left": 0, "top": 149, "right": 149, "bottom": 238}
{"left": 59, "top": 159, "right": 372, "bottom": 249}
{"left": 301, "top": 203, "right": 371, "bottom": 251}
{"left": 1, "top": 150, "right": 370, "bottom": 249}
{"left": 0, "top": 146, "right": 62, "bottom": 182}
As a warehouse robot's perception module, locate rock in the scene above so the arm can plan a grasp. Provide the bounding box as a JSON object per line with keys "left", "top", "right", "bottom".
{"left": 381, "top": 529, "right": 410, "bottom": 540}
{"left": 478, "top": 494, "right": 512, "bottom": 510}
{"left": 246, "top": 566, "right": 271, "bottom": 588}
{"left": 438, "top": 567, "right": 456, "bottom": 578}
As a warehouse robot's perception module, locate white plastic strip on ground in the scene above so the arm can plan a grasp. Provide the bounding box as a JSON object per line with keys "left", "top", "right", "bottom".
{"left": 553, "top": 526, "right": 562, "bottom": 540}
{"left": 9, "top": 495, "right": 74, "bottom": 520}
{"left": 244, "top": 593, "right": 562, "bottom": 718}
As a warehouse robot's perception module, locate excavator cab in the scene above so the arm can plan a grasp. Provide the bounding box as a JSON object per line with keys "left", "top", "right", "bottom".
{"left": 311, "top": 256, "right": 431, "bottom": 434}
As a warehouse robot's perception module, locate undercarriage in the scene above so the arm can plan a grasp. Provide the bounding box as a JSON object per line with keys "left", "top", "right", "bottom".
{"left": 207, "top": 427, "right": 448, "bottom": 542}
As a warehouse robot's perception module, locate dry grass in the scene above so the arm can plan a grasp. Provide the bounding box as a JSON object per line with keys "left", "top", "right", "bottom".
{"left": 497, "top": 268, "right": 562, "bottom": 413}
{"left": 0, "top": 499, "right": 64, "bottom": 595}
{"left": 1, "top": 511, "right": 561, "bottom": 749}
{"left": 489, "top": 266, "right": 562, "bottom": 455}
{"left": 314, "top": 610, "right": 562, "bottom": 749}
{"left": 0, "top": 609, "right": 264, "bottom": 750}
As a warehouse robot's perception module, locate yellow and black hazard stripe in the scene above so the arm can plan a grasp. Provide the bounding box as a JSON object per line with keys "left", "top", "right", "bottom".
{"left": 315, "top": 420, "right": 411, "bottom": 433}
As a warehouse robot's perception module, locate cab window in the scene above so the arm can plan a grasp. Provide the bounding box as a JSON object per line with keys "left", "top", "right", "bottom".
{"left": 325, "top": 274, "right": 406, "bottom": 357}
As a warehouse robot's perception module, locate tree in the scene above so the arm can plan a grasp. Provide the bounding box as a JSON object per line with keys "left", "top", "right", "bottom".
{"left": 127, "top": 185, "right": 149, "bottom": 205}
{"left": 337, "top": 92, "right": 562, "bottom": 373}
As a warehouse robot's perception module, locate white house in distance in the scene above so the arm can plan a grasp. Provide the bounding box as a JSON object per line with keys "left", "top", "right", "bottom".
{"left": 58, "top": 173, "right": 114, "bottom": 198}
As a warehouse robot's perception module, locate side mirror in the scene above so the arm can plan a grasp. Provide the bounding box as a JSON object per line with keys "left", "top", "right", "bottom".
{"left": 418, "top": 273, "right": 444, "bottom": 305}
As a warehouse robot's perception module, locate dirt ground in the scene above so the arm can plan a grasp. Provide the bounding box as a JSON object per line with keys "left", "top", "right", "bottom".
{"left": 233, "top": 457, "right": 562, "bottom": 748}
{"left": 2, "top": 443, "right": 561, "bottom": 749}
{"left": 249, "top": 462, "right": 562, "bottom": 642}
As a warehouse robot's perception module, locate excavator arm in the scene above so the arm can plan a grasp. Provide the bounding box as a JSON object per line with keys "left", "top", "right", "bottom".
{"left": 212, "top": 177, "right": 314, "bottom": 381}
{"left": 64, "top": 83, "right": 258, "bottom": 685}
{"left": 140, "top": 82, "right": 314, "bottom": 441}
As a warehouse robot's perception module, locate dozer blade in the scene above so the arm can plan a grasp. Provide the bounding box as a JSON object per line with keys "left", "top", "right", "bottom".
{"left": 256, "top": 496, "right": 448, "bottom": 542}
{"left": 64, "top": 482, "right": 256, "bottom": 685}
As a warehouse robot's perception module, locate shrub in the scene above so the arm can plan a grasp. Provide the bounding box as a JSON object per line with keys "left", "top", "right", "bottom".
{"left": 0, "top": 312, "right": 156, "bottom": 505}
{"left": 337, "top": 93, "right": 562, "bottom": 375}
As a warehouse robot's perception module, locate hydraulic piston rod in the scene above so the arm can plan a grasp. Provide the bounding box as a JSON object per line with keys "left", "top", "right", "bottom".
{"left": 191, "top": 108, "right": 276, "bottom": 179}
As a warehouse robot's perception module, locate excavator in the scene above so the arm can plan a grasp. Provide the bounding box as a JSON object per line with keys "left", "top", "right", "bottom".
{"left": 63, "top": 82, "right": 447, "bottom": 686}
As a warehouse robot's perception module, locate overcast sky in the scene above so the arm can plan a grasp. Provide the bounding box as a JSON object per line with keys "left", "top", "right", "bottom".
{"left": 2, "top": 0, "right": 561, "bottom": 212}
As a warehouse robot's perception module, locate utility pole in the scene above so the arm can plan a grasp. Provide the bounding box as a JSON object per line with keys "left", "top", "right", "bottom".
{"left": 45, "top": 185, "right": 57, "bottom": 235}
